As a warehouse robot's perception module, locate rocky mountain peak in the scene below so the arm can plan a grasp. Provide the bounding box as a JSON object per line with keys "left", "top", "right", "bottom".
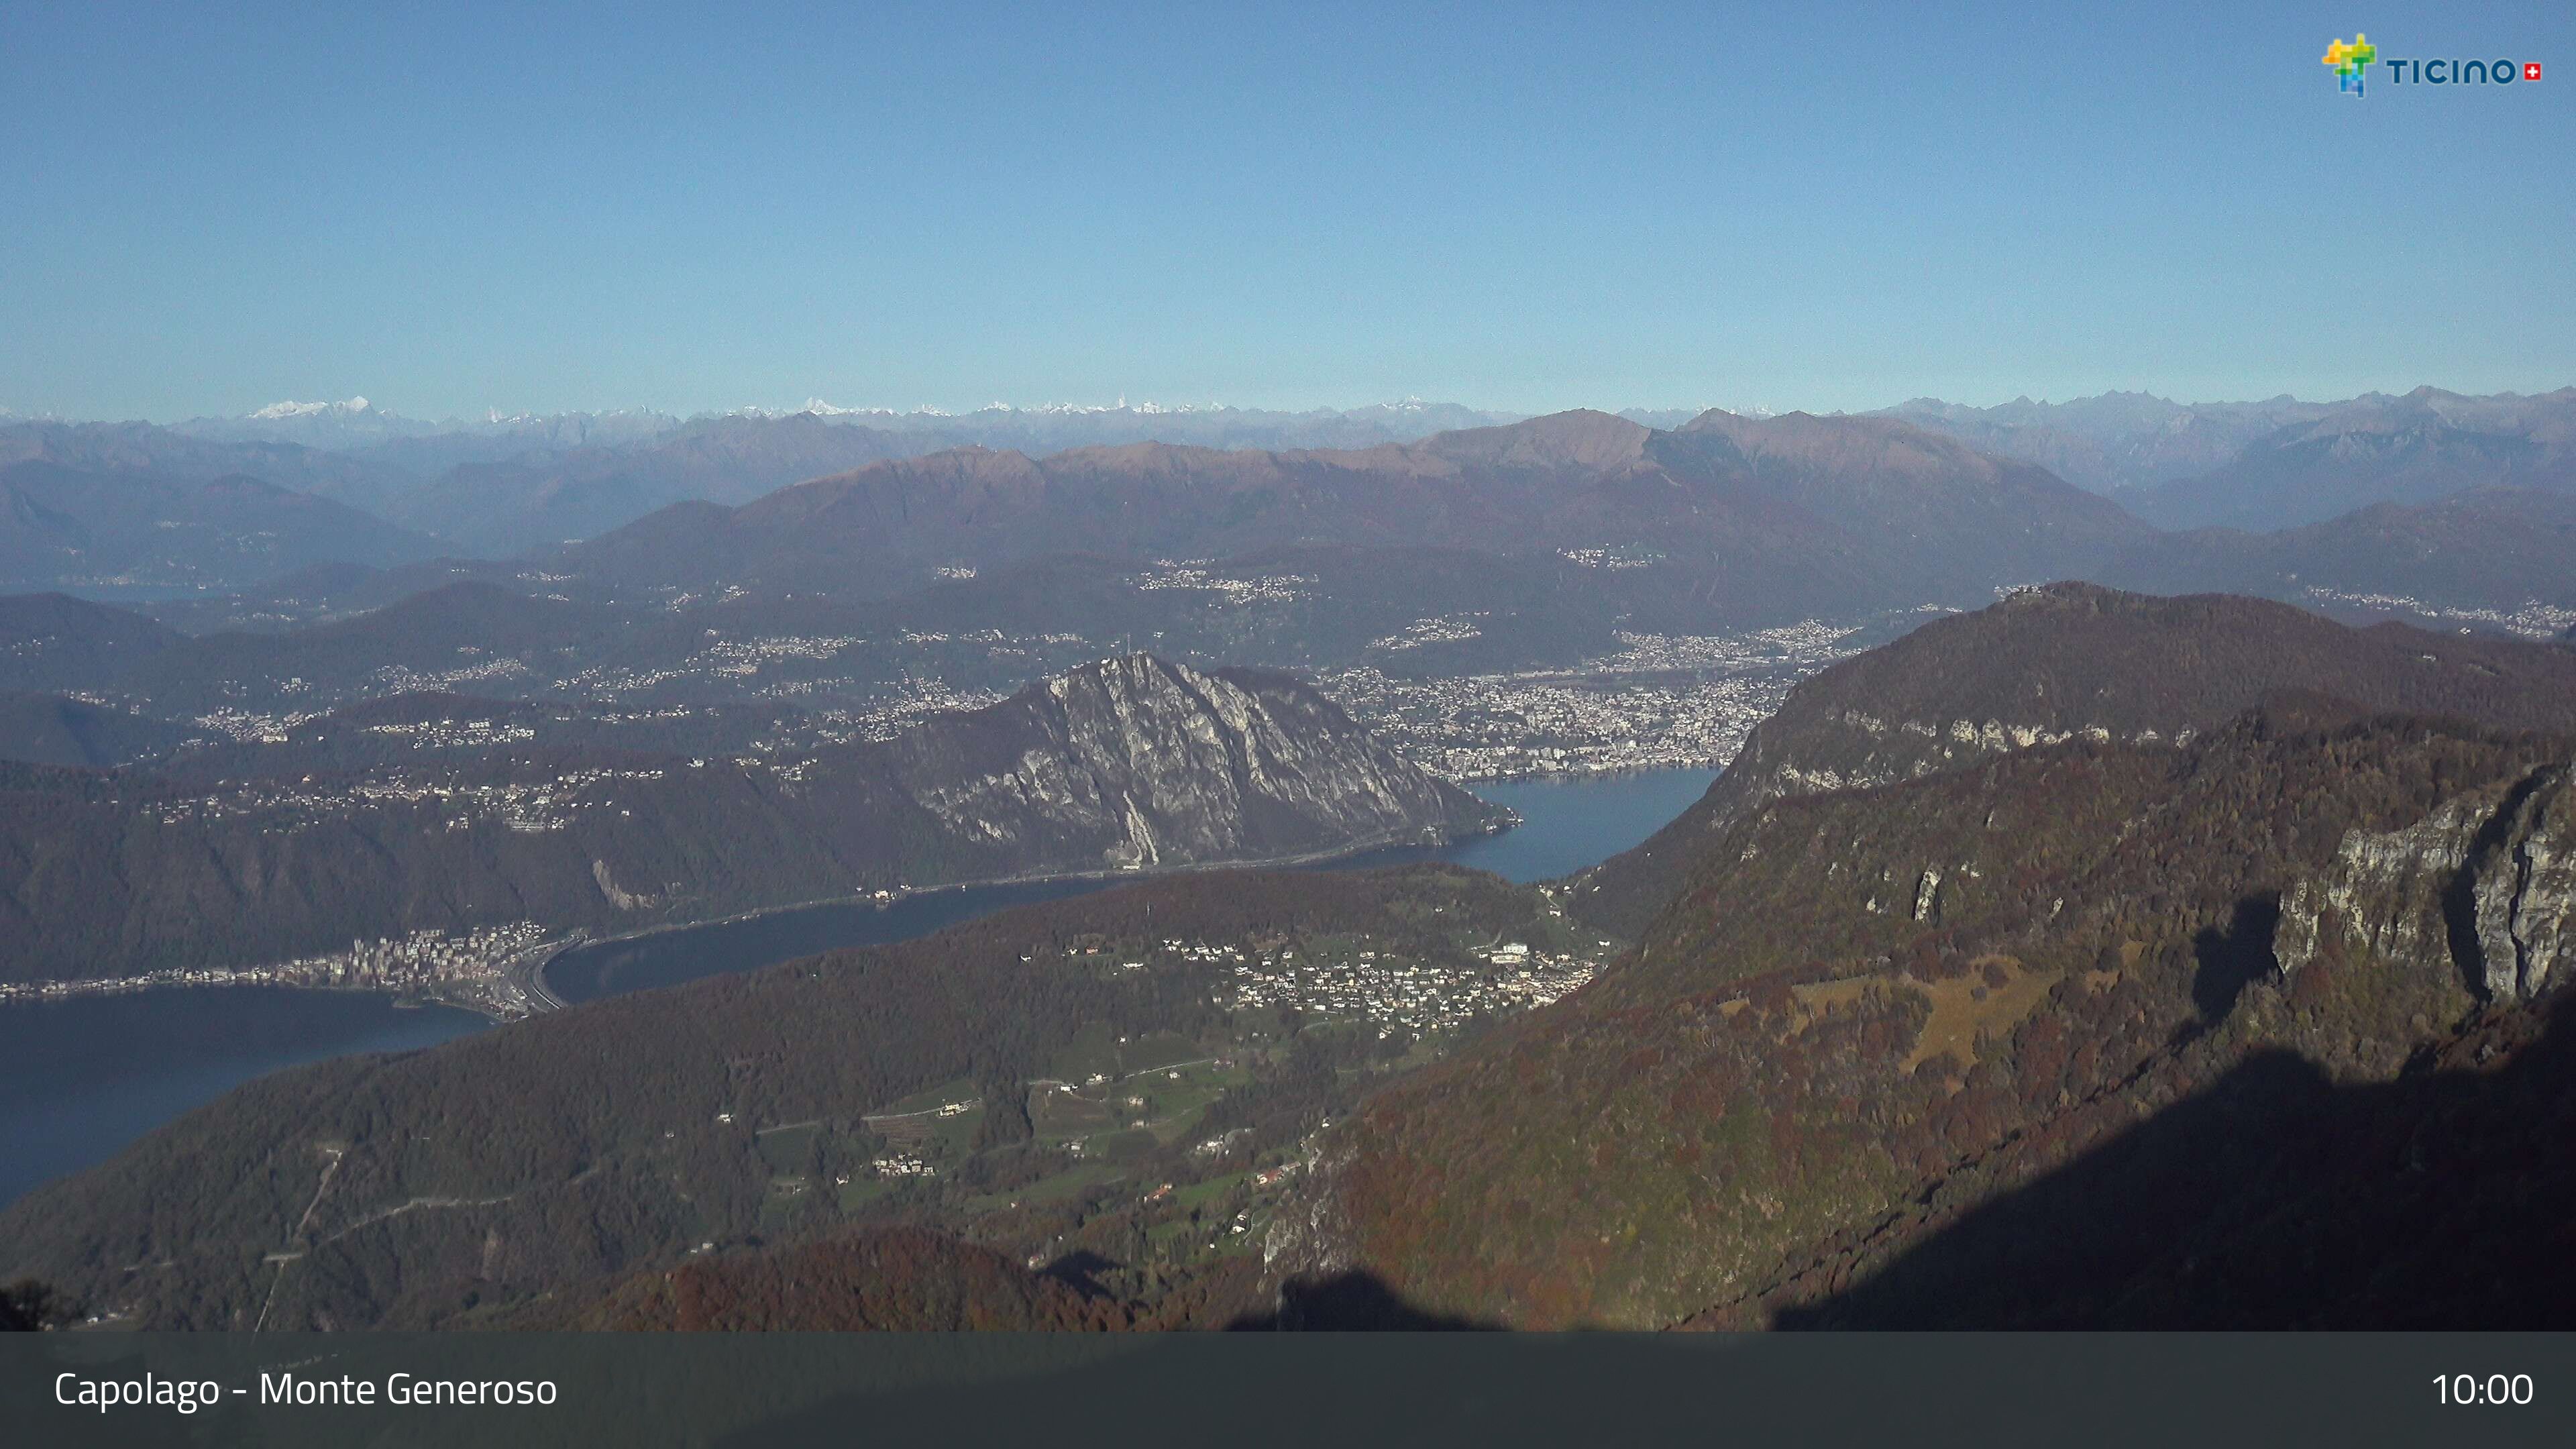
{"left": 899, "top": 653, "right": 1503, "bottom": 873}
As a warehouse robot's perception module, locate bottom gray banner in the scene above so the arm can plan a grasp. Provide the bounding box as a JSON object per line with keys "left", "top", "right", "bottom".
{"left": 5, "top": 1330, "right": 2571, "bottom": 1448}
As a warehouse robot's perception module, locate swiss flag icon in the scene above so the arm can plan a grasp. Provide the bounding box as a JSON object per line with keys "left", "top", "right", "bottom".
{"left": 2524, "top": 62, "right": 2542, "bottom": 80}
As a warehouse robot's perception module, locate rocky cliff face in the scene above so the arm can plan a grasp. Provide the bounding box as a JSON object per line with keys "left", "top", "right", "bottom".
{"left": 2278, "top": 763, "right": 2576, "bottom": 1002}
{"left": 884, "top": 654, "right": 1505, "bottom": 872}
{"left": 2479, "top": 771, "right": 2576, "bottom": 1000}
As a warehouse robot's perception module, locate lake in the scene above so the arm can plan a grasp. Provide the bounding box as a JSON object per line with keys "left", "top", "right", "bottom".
{"left": 0, "top": 988, "right": 486, "bottom": 1208}
{"left": 547, "top": 767, "right": 1717, "bottom": 1002}
{"left": 0, "top": 767, "right": 1712, "bottom": 1208}
{"left": 1326, "top": 767, "right": 1719, "bottom": 884}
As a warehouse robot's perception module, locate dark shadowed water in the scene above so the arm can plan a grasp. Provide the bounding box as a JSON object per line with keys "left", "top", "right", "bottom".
{"left": 0, "top": 988, "right": 485, "bottom": 1208}
{"left": 545, "top": 877, "right": 1114, "bottom": 1002}
{"left": 0, "top": 767, "right": 1713, "bottom": 1208}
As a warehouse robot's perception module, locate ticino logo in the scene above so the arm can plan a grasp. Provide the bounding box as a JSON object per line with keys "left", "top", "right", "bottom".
{"left": 2322, "top": 34, "right": 2541, "bottom": 97}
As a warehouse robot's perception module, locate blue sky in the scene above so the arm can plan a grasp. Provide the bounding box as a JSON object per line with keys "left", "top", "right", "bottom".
{"left": 3, "top": 1, "right": 2569, "bottom": 421}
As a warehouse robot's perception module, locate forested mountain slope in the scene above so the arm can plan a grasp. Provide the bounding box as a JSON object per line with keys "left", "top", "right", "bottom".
{"left": 1270, "top": 698, "right": 2575, "bottom": 1326}
{"left": 1570, "top": 584, "right": 2576, "bottom": 936}
{"left": 0, "top": 865, "right": 1568, "bottom": 1329}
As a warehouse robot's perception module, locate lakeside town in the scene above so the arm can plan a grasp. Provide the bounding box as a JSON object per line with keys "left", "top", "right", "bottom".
{"left": 0, "top": 920, "right": 577, "bottom": 1020}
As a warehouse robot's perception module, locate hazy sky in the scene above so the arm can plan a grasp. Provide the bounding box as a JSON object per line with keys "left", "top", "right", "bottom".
{"left": 4, "top": 1, "right": 2570, "bottom": 421}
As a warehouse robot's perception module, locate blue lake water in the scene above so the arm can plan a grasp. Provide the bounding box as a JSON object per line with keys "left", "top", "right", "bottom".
{"left": 0, "top": 767, "right": 1713, "bottom": 1208}
{"left": 546, "top": 767, "right": 1717, "bottom": 1003}
{"left": 1329, "top": 768, "right": 1718, "bottom": 884}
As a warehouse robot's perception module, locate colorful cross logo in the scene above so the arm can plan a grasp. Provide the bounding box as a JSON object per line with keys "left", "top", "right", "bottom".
{"left": 2322, "top": 34, "right": 2377, "bottom": 95}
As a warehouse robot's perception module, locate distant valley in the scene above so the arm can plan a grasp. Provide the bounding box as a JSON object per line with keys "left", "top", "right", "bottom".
{"left": 11, "top": 584, "right": 2575, "bottom": 1330}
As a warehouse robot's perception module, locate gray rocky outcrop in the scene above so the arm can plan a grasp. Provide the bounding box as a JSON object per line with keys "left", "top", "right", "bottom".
{"left": 2276, "top": 763, "right": 2575, "bottom": 1001}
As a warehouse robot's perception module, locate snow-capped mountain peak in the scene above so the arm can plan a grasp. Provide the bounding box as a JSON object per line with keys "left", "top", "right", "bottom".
{"left": 250, "top": 396, "right": 372, "bottom": 420}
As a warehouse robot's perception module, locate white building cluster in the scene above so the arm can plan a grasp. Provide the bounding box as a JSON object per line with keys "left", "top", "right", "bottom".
{"left": 1218, "top": 934, "right": 1602, "bottom": 1036}
{"left": 0, "top": 918, "right": 565, "bottom": 1020}
{"left": 1319, "top": 619, "right": 1866, "bottom": 780}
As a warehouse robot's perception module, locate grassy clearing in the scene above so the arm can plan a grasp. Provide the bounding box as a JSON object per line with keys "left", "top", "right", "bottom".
{"left": 1902, "top": 956, "right": 2060, "bottom": 1071}
{"left": 1170, "top": 1171, "right": 1248, "bottom": 1210}
{"left": 753, "top": 1124, "right": 819, "bottom": 1175}
{"left": 1129, "top": 1062, "right": 1245, "bottom": 1142}
{"left": 1029, "top": 1089, "right": 1116, "bottom": 1140}
{"left": 837, "top": 1177, "right": 905, "bottom": 1212}
{"left": 1042, "top": 1022, "right": 1122, "bottom": 1084}
{"left": 1783, "top": 957, "right": 2061, "bottom": 1071}
{"left": 961, "top": 1160, "right": 1128, "bottom": 1215}
{"left": 1118, "top": 1031, "right": 1205, "bottom": 1074}
{"left": 869, "top": 1075, "right": 981, "bottom": 1119}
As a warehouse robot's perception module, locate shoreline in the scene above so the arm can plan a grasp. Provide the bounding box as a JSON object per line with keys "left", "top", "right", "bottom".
{"left": 0, "top": 814, "right": 1518, "bottom": 1022}
{"left": 3, "top": 768, "right": 1725, "bottom": 1020}
{"left": 0, "top": 976, "right": 507, "bottom": 1021}
{"left": 1448, "top": 759, "right": 1725, "bottom": 786}
{"left": 534, "top": 810, "right": 1519, "bottom": 1002}
{"left": 0, "top": 939, "right": 583, "bottom": 1026}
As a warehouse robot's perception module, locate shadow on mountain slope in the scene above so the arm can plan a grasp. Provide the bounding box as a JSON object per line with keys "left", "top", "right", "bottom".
{"left": 2189, "top": 893, "right": 2281, "bottom": 1026}
{"left": 1770, "top": 989, "right": 2576, "bottom": 1329}
{"left": 1235, "top": 1269, "right": 1501, "bottom": 1330}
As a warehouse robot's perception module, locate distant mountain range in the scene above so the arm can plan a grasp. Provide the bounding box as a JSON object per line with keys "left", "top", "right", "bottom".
{"left": 172, "top": 397, "right": 680, "bottom": 459}
{"left": 7, "top": 388, "right": 2573, "bottom": 627}
{"left": 0, "top": 419, "right": 425, "bottom": 516}
{"left": 556, "top": 405, "right": 2576, "bottom": 629}
{"left": 0, "top": 457, "right": 441, "bottom": 594}
{"left": 1874, "top": 392, "right": 2336, "bottom": 494}
{"left": 170, "top": 394, "right": 1531, "bottom": 454}
{"left": 0, "top": 399, "right": 1534, "bottom": 578}
{"left": 561, "top": 409, "right": 2147, "bottom": 624}
{"left": 2123, "top": 388, "right": 2576, "bottom": 530}
{"left": 377, "top": 414, "right": 923, "bottom": 555}
{"left": 1881, "top": 386, "right": 2576, "bottom": 529}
